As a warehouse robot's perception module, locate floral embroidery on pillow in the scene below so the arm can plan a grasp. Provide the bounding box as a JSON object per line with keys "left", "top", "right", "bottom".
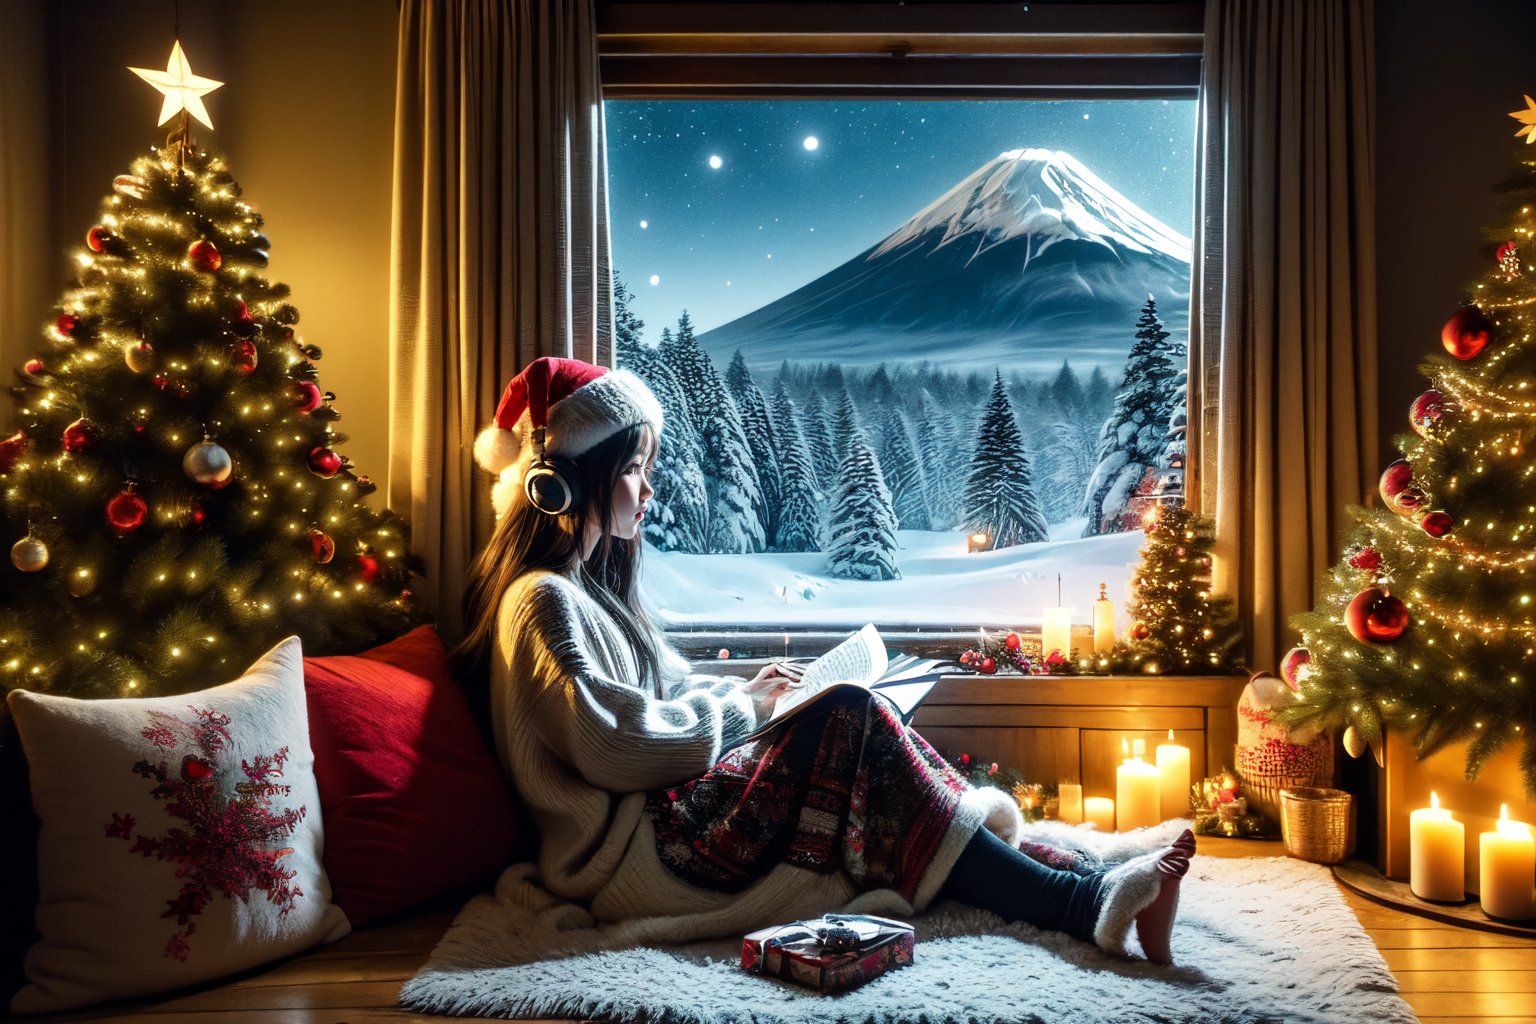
{"left": 105, "top": 706, "right": 308, "bottom": 961}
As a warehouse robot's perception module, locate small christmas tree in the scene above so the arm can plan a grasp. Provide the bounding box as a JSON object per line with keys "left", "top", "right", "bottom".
{"left": 825, "top": 438, "right": 900, "bottom": 581}
{"left": 1111, "top": 503, "right": 1244, "bottom": 674}
{"left": 0, "top": 47, "right": 419, "bottom": 698}
{"left": 959, "top": 371, "right": 1047, "bottom": 549}
{"left": 1282, "top": 95, "right": 1536, "bottom": 795}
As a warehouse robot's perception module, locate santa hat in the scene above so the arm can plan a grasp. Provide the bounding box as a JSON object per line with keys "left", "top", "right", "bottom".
{"left": 473, "top": 356, "right": 664, "bottom": 516}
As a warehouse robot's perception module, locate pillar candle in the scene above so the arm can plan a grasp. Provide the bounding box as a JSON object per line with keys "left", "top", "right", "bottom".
{"left": 1116, "top": 738, "right": 1161, "bottom": 831}
{"left": 1409, "top": 791, "right": 1466, "bottom": 902}
{"left": 1084, "top": 797, "right": 1115, "bottom": 832}
{"left": 1479, "top": 805, "right": 1536, "bottom": 921}
{"left": 1058, "top": 783, "right": 1084, "bottom": 824}
{"left": 1155, "top": 729, "right": 1191, "bottom": 821}
{"left": 1041, "top": 607, "right": 1073, "bottom": 660}
{"left": 1093, "top": 582, "right": 1116, "bottom": 656}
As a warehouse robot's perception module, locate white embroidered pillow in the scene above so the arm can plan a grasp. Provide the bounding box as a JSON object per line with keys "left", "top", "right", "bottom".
{"left": 7, "top": 636, "right": 350, "bottom": 1015}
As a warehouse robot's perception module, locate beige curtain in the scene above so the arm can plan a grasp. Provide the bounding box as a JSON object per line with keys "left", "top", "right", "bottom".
{"left": 389, "top": 0, "right": 612, "bottom": 638}
{"left": 1191, "top": 0, "right": 1378, "bottom": 671}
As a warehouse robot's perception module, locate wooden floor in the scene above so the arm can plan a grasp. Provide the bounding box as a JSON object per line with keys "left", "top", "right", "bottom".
{"left": 42, "top": 837, "right": 1536, "bottom": 1024}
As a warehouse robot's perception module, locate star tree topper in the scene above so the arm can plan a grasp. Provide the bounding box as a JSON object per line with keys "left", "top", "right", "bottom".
{"left": 1512, "top": 94, "right": 1536, "bottom": 145}
{"left": 129, "top": 41, "right": 224, "bottom": 130}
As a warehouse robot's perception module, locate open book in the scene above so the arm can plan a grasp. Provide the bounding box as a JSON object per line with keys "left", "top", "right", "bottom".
{"left": 743, "top": 624, "right": 949, "bottom": 740}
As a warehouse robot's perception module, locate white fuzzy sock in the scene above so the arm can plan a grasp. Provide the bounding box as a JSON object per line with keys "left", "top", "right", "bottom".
{"left": 1091, "top": 849, "right": 1169, "bottom": 957}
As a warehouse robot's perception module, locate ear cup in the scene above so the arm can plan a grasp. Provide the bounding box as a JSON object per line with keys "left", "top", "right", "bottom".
{"left": 524, "top": 456, "right": 582, "bottom": 515}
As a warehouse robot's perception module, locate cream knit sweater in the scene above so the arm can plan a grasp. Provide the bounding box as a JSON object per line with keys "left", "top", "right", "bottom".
{"left": 490, "top": 569, "right": 1024, "bottom": 940}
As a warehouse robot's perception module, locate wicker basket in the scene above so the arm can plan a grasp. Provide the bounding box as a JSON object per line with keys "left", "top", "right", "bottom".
{"left": 1279, "top": 787, "right": 1356, "bottom": 864}
{"left": 1241, "top": 772, "right": 1323, "bottom": 822}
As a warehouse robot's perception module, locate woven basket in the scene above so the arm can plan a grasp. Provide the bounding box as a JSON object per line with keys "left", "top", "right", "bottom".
{"left": 1241, "top": 772, "right": 1323, "bottom": 822}
{"left": 1279, "top": 787, "right": 1356, "bottom": 864}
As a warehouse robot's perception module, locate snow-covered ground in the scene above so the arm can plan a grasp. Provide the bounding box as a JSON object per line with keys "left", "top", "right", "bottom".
{"left": 643, "top": 518, "right": 1146, "bottom": 629}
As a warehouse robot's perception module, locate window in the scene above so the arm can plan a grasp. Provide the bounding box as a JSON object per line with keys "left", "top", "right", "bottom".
{"left": 599, "top": 5, "right": 1201, "bottom": 656}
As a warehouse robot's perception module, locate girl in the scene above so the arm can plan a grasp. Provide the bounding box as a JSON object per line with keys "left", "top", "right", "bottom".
{"left": 454, "top": 357, "right": 1192, "bottom": 963}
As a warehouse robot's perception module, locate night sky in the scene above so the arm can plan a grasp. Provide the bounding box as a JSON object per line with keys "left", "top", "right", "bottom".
{"left": 605, "top": 99, "right": 1198, "bottom": 341}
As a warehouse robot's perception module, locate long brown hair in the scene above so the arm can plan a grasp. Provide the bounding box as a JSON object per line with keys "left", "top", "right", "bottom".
{"left": 452, "top": 423, "right": 663, "bottom": 709}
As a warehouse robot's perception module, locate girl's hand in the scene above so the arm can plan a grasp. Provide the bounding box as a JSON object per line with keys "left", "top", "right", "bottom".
{"left": 744, "top": 660, "right": 805, "bottom": 691}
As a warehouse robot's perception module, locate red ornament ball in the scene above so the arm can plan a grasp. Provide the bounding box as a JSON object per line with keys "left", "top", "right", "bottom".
{"left": 717, "top": 647, "right": 731, "bottom": 660}
{"left": 309, "top": 527, "right": 336, "bottom": 565}
{"left": 978, "top": 656, "right": 997, "bottom": 675}
{"left": 54, "top": 313, "right": 78, "bottom": 338}
{"left": 105, "top": 488, "right": 148, "bottom": 533}
{"left": 307, "top": 446, "right": 343, "bottom": 478}
{"left": 292, "top": 381, "right": 324, "bottom": 413}
{"left": 61, "top": 417, "right": 97, "bottom": 453}
{"left": 1130, "top": 621, "right": 1151, "bottom": 641}
{"left": 1345, "top": 587, "right": 1410, "bottom": 644}
{"left": 0, "top": 431, "right": 26, "bottom": 474}
{"left": 1441, "top": 305, "right": 1492, "bottom": 360}
{"left": 1378, "top": 460, "right": 1414, "bottom": 505}
{"left": 1420, "top": 510, "right": 1454, "bottom": 538}
{"left": 1005, "top": 632, "right": 1021, "bottom": 651}
{"left": 86, "top": 226, "right": 113, "bottom": 253}
{"left": 23, "top": 358, "right": 45, "bottom": 377}
{"left": 1279, "top": 646, "right": 1311, "bottom": 690}
{"left": 187, "top": 238, "right": 222, "bottom": 272}
{"left": 1348, "top": 546, "right": 1382, "bottom": 572}
{"left": 1409, "top": 390, "right": 1445, "bottom": 437}
{"left": 358, "top": 553, "right": 381, "bottom": 584}
{"left": 232, "top": 339, "right": 258, "bottom": 374}
{"left": 959, "top": 651, "right": 974, "bottom": 665}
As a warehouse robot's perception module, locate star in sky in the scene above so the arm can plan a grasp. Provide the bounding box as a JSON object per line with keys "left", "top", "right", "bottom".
{"left": 129, "top": 41, "right": 224, "bottom": 130}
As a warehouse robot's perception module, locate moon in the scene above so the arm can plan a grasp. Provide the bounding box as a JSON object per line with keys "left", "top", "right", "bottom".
{"left": 639, "top": 219, "right": 648, "bottom": 229}
{"left": 649, "top": 274, "right": 660, "bottom": 286}
{"left": 803, "top": 136, "right": 819, "bottom": 151}
{"left": 708, "top": 155, "right": 723, "bottom": 169}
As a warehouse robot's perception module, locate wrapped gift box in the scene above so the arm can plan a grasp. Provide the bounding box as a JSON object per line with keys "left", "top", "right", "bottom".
{"left": 740, "top": 914, "right": 914, "bottom": 993}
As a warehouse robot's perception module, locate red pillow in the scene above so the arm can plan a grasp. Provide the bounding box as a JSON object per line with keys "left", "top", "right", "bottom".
{"left": 303, "top": 626, "right": 520, "bottom": 927}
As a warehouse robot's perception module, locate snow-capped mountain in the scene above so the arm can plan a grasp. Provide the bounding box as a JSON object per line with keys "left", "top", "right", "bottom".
{"left": 699, "top": 148, "right": 1192, "bottom": 374}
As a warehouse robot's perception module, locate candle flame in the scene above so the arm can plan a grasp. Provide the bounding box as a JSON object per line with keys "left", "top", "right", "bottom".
{"left": 1168, "top": 728, "right": 1175, "bottom": 741}
{"left": 1500, "top": 803, "right": 1509, "bottom": 822}
{"left": 1122, "top": 737, "right": 1129, "bottom": 757}
{"left": 1430, "top": 791, "right": 1440, "bottom": 810}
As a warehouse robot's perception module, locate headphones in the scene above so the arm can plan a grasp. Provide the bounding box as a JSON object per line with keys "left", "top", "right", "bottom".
{"left": 524, "top": 426, "right": 582, "bottom": 516}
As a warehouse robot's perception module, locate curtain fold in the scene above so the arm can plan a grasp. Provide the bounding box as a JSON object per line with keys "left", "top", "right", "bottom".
{"left": 389, "top": 0, "right": 611, "bottom": 638}
{"left": 1191, "top": 0, "right": 1378, "bottom": 671}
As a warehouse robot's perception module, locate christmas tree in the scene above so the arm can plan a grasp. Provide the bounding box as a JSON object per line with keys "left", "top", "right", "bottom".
{"left": 825, "top": 437, "right": 900, "bottom": 581}
{"left": 0, "top": 50, "right": 418, "bottom": 699}
{"left": 1111, "top": 504, "right": 1244, "bottom": 675}
{"left": 1282, "top": 95, "right": 1536, "bottom": 795}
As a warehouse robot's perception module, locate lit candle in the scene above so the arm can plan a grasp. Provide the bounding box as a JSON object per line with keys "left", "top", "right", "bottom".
{"left": 1410, "top": 791, "right": 1466, "bottom": 902}
{"left": 1479, "top": 805, "right": 1536, "bottom": 921}
{"left": 1041, "top": 573, "right": 1073, "bottom": 659}
{"left": 1116, "top": 737, "right": 1161, "bottom": 831}
{"left": 1058, "top": 783, "right": 1084, "bottom": 824}
{"left": 1093, "top": 582, "right": 1116, "bottom": 655}
{"left": 1084, "top": 796, "right": 1115, "bottom": 832}
{"left": 1155, "top": 729, "right": 1191, "bottom": 821}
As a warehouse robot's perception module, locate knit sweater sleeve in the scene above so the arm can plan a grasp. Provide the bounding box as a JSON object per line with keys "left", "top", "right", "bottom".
{"left": 513, "top": 577, "right": 759, "bottom": 793}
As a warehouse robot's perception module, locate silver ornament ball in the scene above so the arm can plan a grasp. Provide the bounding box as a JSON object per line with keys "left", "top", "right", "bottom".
{"left": 11, "top": 534, "right": 49, "bottom": 573}
{"left": 183, "top": 438, "right": 234, "bottom": 487}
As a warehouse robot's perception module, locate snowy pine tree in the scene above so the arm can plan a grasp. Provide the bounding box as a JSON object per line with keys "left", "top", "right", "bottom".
{"left": 616, "top": 333, "right": 709, "bottom": 553}
{"left": 1084, "top": 365, "right": 1117, "bottom": 424}
{"left": 725, "top": 351, "right": 780, "bottom": 545}
{"left": 959, "top": 372, "right": 1049, "bottom": 548}
{"left": 879, "top": 407, "right": 930, "bottom": 530}
{"left": 916, "top": 389, "right": 962, "bottom": 529}
{"left": 770, "top": 383, "right": 823, "bottom": 552}
{"left": 801, "top": 389, "right": 838, "bottom": 488}
{"left": 1081, "top": 297, "right": 1182, "bottom": 536}
{"left": 825, "top": 438, "right": 900, "bottom": 580}
{"left": 661, "top": 315, "right": 764, "bottom": 553}
{"left": 829, "top": 387, "right": 862, "bottom": 460}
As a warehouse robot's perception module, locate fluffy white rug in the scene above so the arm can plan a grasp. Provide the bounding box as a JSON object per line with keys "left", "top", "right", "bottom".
{"left": 400, "top": 826, "right": 1416, "bottom": 1024}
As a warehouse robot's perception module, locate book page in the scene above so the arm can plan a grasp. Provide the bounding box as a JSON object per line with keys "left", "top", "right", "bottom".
{"left": 768, "top": 623, "right": 886, "bottom": 720}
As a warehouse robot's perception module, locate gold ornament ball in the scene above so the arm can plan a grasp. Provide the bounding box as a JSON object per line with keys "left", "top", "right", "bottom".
{"left": 1343, "top": 725, "right": 1366, "bottom": 759}
{"left": 125, "top": 340, "right": 156, "bottom": 374}
{"left": 67, "top": 567, "right": 97, "bottom": 597}
{"left": 11, "top": 534, "right": 49, "bottom": 572}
